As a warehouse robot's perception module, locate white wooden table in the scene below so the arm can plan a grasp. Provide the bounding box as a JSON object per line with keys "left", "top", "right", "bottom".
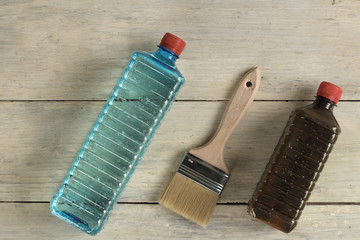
{"left": 1, "top": 1, "right": 359, "bottom": 239}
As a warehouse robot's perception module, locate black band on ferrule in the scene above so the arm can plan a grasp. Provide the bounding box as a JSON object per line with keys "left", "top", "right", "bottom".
{"left": 177, "top": 152, "right": 230, "bottom": 195}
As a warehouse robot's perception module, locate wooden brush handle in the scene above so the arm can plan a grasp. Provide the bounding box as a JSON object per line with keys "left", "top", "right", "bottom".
{"left": 189, "top": 67, "right": 261, "bottom": 173}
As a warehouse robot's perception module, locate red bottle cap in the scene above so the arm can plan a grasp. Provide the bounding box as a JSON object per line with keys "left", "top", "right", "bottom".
{"left": 159, "top": 33, "right": 186, "bottom": 57}
{"left": 316, "top": 81, "right": 342, "bottom": 104}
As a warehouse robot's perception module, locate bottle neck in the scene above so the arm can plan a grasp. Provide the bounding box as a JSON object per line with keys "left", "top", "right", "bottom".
{"left": 154, "top": 46, "right": 178, "bottom": 66}
{"left": 314, "top": 96, "right": 336, "bottom": 110}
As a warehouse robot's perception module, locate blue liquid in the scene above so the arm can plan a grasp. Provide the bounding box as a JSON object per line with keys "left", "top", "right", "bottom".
{"left": 50, "top": 48, "right": 185, "bottom": 235}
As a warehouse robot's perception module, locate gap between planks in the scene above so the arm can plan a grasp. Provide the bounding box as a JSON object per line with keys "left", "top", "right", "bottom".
{"left": 0, "top": 100, "right": 359, "bottom": 102}
{"left": 0, "top": 201, "right": 359, "bottom": 205}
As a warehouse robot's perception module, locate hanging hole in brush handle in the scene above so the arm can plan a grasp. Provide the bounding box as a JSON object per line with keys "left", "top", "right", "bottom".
{"left": 189, "top": 67, "right": 261, "bottom": 173}
{"left": 209, "top": 67, "right": 261, "bottom": 148}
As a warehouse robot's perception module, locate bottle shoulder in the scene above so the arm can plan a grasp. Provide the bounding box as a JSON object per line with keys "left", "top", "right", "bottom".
{"left": 129, "top": 51, "right": 184, "bottom": 83}
{"left": 293, "top": 104, "right": 341, "bottom": 134}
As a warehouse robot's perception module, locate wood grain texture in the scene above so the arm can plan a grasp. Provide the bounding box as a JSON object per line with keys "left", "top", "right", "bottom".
{"left": 1, "top": 0, "right": 360, "bottom": 100}
{"left": 1, "top": 0, "right": 359, "bottom": 238}
{"left": 0, "top": 101, "right": 357, "bottom": 202}
{"left": 0, "top": 203, "right": 358, "bottom": 240}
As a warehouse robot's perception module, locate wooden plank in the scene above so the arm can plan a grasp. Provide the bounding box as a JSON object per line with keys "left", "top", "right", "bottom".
{"left": 1, "top": 0, "right": 360, "bottom": 100}
{"left": 0, "top": 203, "right": 358, "bottom": 239}
{"left": 0, "top": 101, "right": 358, "bottom": 202}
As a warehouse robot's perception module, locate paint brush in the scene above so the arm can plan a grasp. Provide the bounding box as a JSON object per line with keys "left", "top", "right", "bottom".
{"left": 159, "top": 67, "right": 261, "bottom": 226}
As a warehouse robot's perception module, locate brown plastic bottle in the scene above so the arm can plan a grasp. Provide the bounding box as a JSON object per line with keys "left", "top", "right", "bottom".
{"left": 248, "top": 82, "right": 342, "bottom": 233}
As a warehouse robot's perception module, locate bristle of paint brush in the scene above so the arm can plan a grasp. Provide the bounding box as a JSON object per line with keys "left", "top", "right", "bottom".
{"left": 159, "top": 153, "right": 229, "bottom": 226}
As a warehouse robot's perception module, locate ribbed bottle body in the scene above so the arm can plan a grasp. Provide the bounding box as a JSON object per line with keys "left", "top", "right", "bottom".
{"left": 51, "top": 51, "right": 184, "bottom": 235}
{"left": 248, "top": 103, "right": 340, "bottom": 233}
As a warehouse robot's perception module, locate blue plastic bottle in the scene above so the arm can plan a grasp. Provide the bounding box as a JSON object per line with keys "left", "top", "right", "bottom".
{"left": 50, "top": 33, "right": 186, "bottom": 235}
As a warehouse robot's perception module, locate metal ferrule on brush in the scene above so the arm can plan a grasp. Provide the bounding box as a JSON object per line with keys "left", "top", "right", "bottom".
{"left": 177, "top": 153, "right": 230, "bottom": 195}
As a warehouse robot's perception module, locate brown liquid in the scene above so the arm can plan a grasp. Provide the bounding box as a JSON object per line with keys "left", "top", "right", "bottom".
{"left": 248, "top": 96, "right": 341, "bottom": 233}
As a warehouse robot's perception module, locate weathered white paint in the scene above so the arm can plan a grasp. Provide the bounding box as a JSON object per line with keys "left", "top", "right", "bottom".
{"left": 0, "top": 101, "right": 356, "bottom": 202}
{"left": 0, "top": 203, "right": 358, "bottom": 240}
{"left": 0, "top": 1, "right": 359, "bottom": 100}
{"left": 1, "top": 0, "right": 359, "bottom": 239}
